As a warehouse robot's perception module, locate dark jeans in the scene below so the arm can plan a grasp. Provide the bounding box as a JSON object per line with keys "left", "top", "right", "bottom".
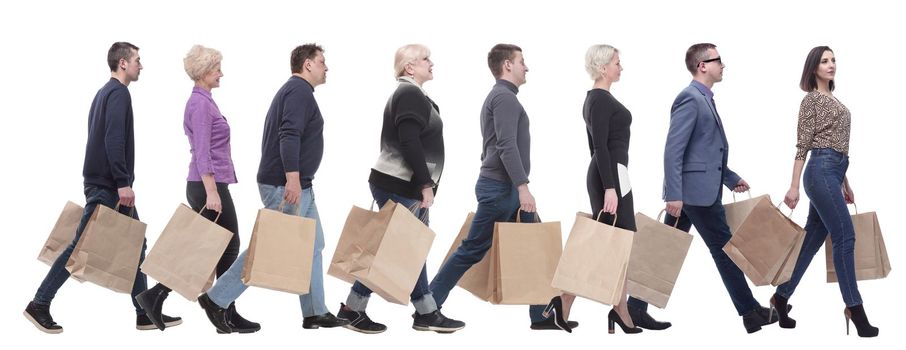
{"left": 347, "top": 184, "right": 437, "bottom": 314}
{"left": 186, "top": 181, "right": 241, "bottom": 277}
{"left": 33, "top": 186, "right": 148, "bottom": 315}
{"left": 776, "top": 148, "right": 862, "bottom": 306}
{"left": 429, "top": 176, "right": 547, "bottom": 322}
{"left": 663, "top": 194, "right": 760, "bottom": 316}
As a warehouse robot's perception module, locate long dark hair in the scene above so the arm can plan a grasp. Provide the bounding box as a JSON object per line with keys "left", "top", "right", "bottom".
{"left": 800, "top": 46, "right": 834, "bottom": 92}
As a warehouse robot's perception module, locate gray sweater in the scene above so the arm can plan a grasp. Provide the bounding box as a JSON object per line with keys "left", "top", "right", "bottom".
{"left": 479, "top": 80, "right": 530, "bottom": 185}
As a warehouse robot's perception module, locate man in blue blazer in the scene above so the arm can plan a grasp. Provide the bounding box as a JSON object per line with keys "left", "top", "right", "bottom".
{"left": 661, "top": 43, "right": 778, "bottom": 333}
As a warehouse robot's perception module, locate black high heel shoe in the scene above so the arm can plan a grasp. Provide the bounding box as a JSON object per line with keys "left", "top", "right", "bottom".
{"left": 770, "top": 293, "right": 796, "bottom": 329}
{"left": 540, "top": 296, "right": 571, "bottom": 333}
{"left": 608, "top": 309, "right": 642, "bottom": 334}
{"left": 844, "top": 304, "right": 879, "bottom": 337}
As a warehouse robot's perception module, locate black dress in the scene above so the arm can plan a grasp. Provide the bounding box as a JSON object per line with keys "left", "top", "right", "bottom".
{"left": 583, "top": 88, "right": 635, "bottom": 231}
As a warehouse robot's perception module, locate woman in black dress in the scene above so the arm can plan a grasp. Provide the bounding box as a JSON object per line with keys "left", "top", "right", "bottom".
{"left": 544, "top": 44, "right": 641, "bottom": 334}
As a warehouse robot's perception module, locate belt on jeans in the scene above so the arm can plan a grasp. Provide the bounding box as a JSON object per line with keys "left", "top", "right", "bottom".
{"left": 810, "top": 148, "right": 847, "bottom": 158}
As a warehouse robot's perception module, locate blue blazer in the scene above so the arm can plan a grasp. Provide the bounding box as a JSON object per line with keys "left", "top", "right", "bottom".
{"left": 662, "top": 82, "right": 741, "bottom": 207}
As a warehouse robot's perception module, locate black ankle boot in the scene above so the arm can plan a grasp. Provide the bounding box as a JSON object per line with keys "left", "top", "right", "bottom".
{"left": 223, "top": 302, "right": 260, "bottom": 333}
{"left": 135, "top": 283, "right": 171, "bottom": 331}
{"left": 628, "top": 306, "right": 671, "bottom": 330}
{"left": 198, "top": 293, "right": 232, "bottom": 334}
{"left": 24, "top": 302, "right": 63, "bottom": 334}
{"left": 845, "top": 304, "right": 879, "bottom": 337}
{"left": 770, "top": 293, "right": 796, "bottom": 329}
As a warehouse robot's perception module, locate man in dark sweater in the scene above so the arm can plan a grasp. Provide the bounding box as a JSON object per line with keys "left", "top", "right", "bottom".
{"left": 24, "top": 42, "right": 181, "bottom": 334}
{"left": 196, "top": 44, "right": 349, "bottom": 333}
{"left": 430, "top": 44, "right": 568, "bottom": 330}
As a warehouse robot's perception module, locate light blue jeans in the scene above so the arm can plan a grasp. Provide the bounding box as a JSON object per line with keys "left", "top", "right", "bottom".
{"left": 207, "top": 184, "right": 328, "bottom": 317}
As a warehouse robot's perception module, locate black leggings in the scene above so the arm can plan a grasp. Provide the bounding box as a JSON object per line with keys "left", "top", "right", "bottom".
{"left": 186, "top": 181, "right": 241, "bottom": 277}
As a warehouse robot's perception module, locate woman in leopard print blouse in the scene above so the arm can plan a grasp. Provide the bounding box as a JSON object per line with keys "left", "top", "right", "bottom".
{"left": 770, "top": 46, "right": 878, "bottom": 337}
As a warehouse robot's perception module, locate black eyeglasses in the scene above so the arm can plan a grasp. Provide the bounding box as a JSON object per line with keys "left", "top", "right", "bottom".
{"left": 701, "top": 56, "right": 722, "bottom": 65}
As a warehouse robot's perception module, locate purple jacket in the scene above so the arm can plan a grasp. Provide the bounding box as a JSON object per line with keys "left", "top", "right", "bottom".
{"left": 184, "top": 86, "right": 237, "bottom": 183}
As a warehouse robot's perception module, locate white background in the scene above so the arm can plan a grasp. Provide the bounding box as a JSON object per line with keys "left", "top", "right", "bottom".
{"left": 1, "top": 0, "right": 900, "bottom": 349}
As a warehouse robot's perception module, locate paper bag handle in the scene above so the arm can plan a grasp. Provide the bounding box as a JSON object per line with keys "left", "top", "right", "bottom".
{"left": 775, "top": 201, "right": 794, "bottom": 217}
{"left": 112, "top": 204, "right": 136, "bottom": 217}
{"left": 516, "top": 209, "right": 540, "bottom": 223}
{"left": 656, "top": 209, "right": 681, "bottom": 228}
{"left": 730, "top": 190, "right": 752, "bottom": 203}
{"left": 198, "top": 207, "right": 223, "bottom": 223}
{"left": 594, "top": 210, "right": 619, "bottom": 227}
{"left": 849, "top": 203, "right": 859, "bottom": 214}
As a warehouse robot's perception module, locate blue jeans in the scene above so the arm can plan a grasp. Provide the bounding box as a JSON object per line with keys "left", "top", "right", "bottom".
{"left": 207, "top": 184, "right": 328, "bottom": 317}
{"left": 345, "top": 184, "right": 438, "bottom": 315}
{"left": 33, "top": 186, "right": 149, "bottom": 315}
{"left": 776, "top": 148, "right": 862, "bottom": 306}
{"left": 666, "top": 194, "right": 759, "bottom": 316}
{"left": 429, "top": 176, "right": 547, "bottom": 322}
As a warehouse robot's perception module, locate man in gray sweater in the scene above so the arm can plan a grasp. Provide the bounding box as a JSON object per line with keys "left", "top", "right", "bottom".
{"left": 430, "top": 44, "right": 570, "bottom": 330}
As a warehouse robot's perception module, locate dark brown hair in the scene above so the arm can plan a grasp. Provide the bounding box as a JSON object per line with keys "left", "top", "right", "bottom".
{"left": 487, "top": 44, "right": 522, "bottom": 79}
{"left": 684, "top": 43, "right": 716, "bottom": 74}
{"left": 800, "top": 46, "right": 835, "bottom": 92}
{"left": 107, "top": 42, "right": 139, "bottom": 72}
{"left": 291, "top": 44, "right": 324, "bottom": 74}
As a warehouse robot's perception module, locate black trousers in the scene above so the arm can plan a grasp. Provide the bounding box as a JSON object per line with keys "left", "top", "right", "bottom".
{"left": 186, "top": 181, "right": 241, "bottom": 278}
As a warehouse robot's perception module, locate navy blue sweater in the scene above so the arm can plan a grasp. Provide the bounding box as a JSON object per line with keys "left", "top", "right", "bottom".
{"left": 83, "top": 78, "right": 135, "bottom": 190}
{"left": 257, "top": 76, "right": 324, "bottom": 188}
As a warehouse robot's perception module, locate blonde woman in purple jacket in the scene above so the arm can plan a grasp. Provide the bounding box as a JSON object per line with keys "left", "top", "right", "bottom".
{"left": 135, "top": 45, "right": 258, "bottom": 333}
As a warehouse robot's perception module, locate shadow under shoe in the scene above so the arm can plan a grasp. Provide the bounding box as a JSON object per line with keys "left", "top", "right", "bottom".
{"left": 769, "top": 294, "right": 796, "bottom": 329}
{"left": 302, "top": 312, "right": 351, "bottom": 329}
{"left": 135, "top": 284, "right": 171, "bottom": 331}
{"left": 628, "top": 306, "right": 671, "bottom": 330}
{"left": 608, "top": 309, "right": 642, "bottom": 334}
{"left": 197, "top": 293, "right": 233, "bottom": 334}
{"left": 845, "top": 304, "right": 879, "bottom": 337}
{"left": 742, "top": 306, "right": 779, "bottom": 334}
{"left": 24, "top": 302, "right": 63, "bottom": 334}
{"left": 137, "top": 314, "right": 182, "bottom": 331}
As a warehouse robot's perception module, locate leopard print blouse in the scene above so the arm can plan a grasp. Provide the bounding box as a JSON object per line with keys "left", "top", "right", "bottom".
{"left": 795, "top": 91, "right": 851, "bottom": 160}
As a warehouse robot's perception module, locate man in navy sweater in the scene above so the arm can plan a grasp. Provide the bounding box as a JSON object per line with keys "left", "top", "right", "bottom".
{"left": 24, "top": 42, "right": 181, "bottom": 334}
{"left": 196, "top": 44, "right": 350, "bottom": 333}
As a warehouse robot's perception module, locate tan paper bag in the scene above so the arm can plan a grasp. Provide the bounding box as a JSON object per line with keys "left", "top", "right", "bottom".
{"left": 38, "top": 201, "right": 83, "bottom": 265}
{"left": 241, "top": 206, "right": 316, "bottom": 294}
{"left": 552, "top": 212, "right": 632, "bottom": 305}
{"left": 140, "top": 204, "right": 233, "bottom": 301}
{"left": 626, "top": 211, "right": 693, "bottom": 308}
{"left": 826, "top": 205, "right": 891, "bottom": 282}
{"left": 723, "top": 193, "right": 805, "bottom": 286}
{"left": 328, "top": 200, "right": 435, "bottom": 305}
{"left": 65, "top": 205, "right": 146, "bottom": 294}
{"left": 491, "top": 214, "right": 563, "bottom": 305}
{"left": 439, "top": 212, "right": 494, "bottom": 301}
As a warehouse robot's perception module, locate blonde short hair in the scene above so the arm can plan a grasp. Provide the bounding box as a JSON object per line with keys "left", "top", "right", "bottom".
{"left": 394, "top": 44, "right": 430, "bottom": 78}
{"left": 585, "top": 44, "right": 618, "bottom": 80}
{"left": 184, "top": 45, "right": 223, "bottom": 81}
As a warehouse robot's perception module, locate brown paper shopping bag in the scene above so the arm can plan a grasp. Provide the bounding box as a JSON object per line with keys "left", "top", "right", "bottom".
{"left": 140, "top": 204, "right": 233, "bottom": 301}
{"left": 825, "top": 204, "right": 891, "bottom": 282}
{"left": 241, "top": 205, "right": 316, "bottom": 294}
{"left": 491, "top": 213, "right": 563, "bottom": 305}
{"left": 723, "top": 193, "right": 805, "bottom": 286}
{"left": 439, "top": 212, "right": 494, "bottom": 301}
{"left": 38, "top": 201, "right": 83, "bottom": 265}
{"left": 626, "top": 211, "right": 693, "bottom": 308}
{"left": 552, "top": 212, "right": 632, "bottom": 306}
{"left": 328, "top": 200, "right": 435, "bottom": 305}
{"left": 65, "top": 205, "right": 146, "bottom": 294}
